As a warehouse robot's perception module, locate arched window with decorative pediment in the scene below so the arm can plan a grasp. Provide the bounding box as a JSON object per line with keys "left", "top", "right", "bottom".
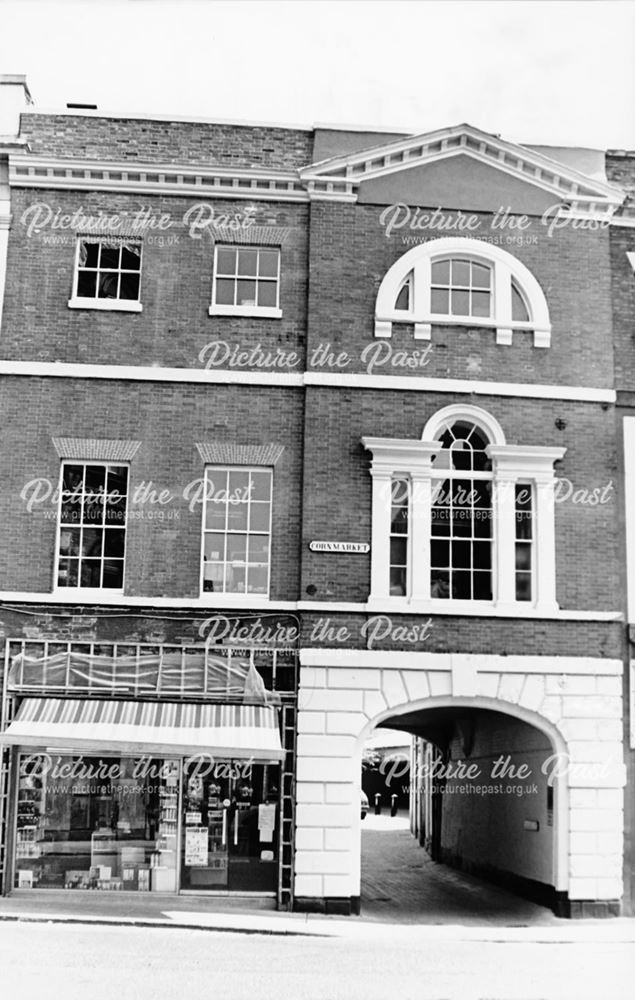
{"left": 374, "top": 237, "right": 551, "bottom": 347}
{"left": 362, "top": 404, "right": 565, "bottom": 615}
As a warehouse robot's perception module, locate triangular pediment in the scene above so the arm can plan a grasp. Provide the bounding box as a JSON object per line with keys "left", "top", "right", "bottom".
{"left": 301, "top": 124, "right": 624, "bottom": 216}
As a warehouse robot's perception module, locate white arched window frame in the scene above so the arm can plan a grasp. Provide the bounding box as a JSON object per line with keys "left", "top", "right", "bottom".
{"left": 362, "top": 404, "right": 565, "bottom": 616}
{"left": 374, "top": 237, "right": 551, "bottom": 348}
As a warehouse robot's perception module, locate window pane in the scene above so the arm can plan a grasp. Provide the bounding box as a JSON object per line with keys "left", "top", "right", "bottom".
{"left": 473, "top": 571, "right": 492, "bottom": 600}
{"left": 515, "top": 544, "right": 532, "bottom": 571}
{"left": 104, "top": 529, "right": 125, "bottom": 558}
{"left": 105, "top": 498, "right": 126, "bottom": 525}
{"left": 82, "top": 528, "right": 103, "bottom": 557}
{"left": 395, "top": 281, "right": 410, "bottom": 311}
{"left": 451, "top": 290, "right": 470, "bottom": 315}
{"left": 121, "top": 245, "right": 141, "bottom": 270}
{"left": 216, "top": 248, "right": 237, "bottom": 274}
{"left": 431, "top": 260, "right": 450, "bottom": 284}
{"left": 100, "top": 245, "right": 120, "bottom": 269}
{"left": 81, "top": 242, "right": 99, "bottom": 268}
{"left": 236, "top": 280, "right": 257, "bottom": 306}
{"left": 119, "top": 273, "right": 140, "bottom": 300}
{"left": 61, "top": 495, "right": 82, "bottom": 525}
{"left": 249, "top": 502, "right": 270, "bottom": 532}
{"left": 83, "top": 466, "right": 105, "bottom": 492}
{"left": 102, "top": 559, "right": 124, "bottom": 589}
{"left": 250, "top": 471, "right": 271, "bottom": 501}
{"left": 238, "top": 249, "right": 258, "bottom": 276}
{"left": 390, "top": 566, "right": 407, "bottom": 596}
{"left": 390, "top": 537, "right": 407, "bottom": 566}
{"left": 472, "top": 263, "right": 491, "bottom": 289}
{"left": 227, "top": 501, "right": 248, "bottom": 532}
{"left": 77, "top": 271, "right": 97, "bottom": 298}
{"left": 516, "top": 573, "right": 532, "bottom": 601}
{"left": 452, "top": 541, "right": 471, "bottom": 568}
{"left": 247, "top": 536, "right": 269, "bottom": 563}
{"left": 473, "top": 541, "right": 491, "bottom": 569}
{"left": 215, "top": 278, "right": 235, "bottom": 305}
{"left": 431, "top": 288, "right": 449, "bottom": 314}
{"left": 205, "top": 500, "right": 227, "bottom": 531}
{"left": 258, "top": 250, "right": 279, "bottom": 278}
{"left": 452, "top": 571, "right": 471, "bottom": 599}
{"left": 247, "top": 565, "right": 268, "bottom": 594}
{"left": 257, "top": 282, "right": 277, "bottom": 308}
{"left": 430, "top": 540, "right": 449, "bottom": 568}
{"left": 391, "top": 506, "right": 408, "bottom": 534}
{"left": 452, "top": 260, "right": 470, "bottom": 286}
{"left": 204, "top": 533, "right": 226, "bottom": 563}
{"left": 512, "top": 283, "right": 530, "bottom": 322}
{"left": 97, "top": 273, "right": 119, "bottom": 299}
{"left": 227, "top": 534, "right": 248, "bottom": 562}
{"left": 471, "top": 290, "right": 491, "bottom": 317}
{"left": 63, "top": 465, "right": 84, "bottom": 491}
{"left": 57, "top": 558, "right": 78, "bottom": 588}
{"left": 430, "top": 571, "right": 449, "bottom": 599}
{"left": 229, "top": 470, "right": 250, "bottom": 495}
{"left": 107, "top": 466, "right": 128, "bottom": 495}
{"left": 59, "top": 528, "right": 80, "bottom": 556}
{"left": 80, "top": 560, "right": 102, "bottom": 588}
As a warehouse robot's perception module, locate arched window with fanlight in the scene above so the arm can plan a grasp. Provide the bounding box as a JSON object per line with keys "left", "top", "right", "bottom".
{"left": 376, "top": 237, "right": 551, "bottom": 347}
{"left": 362, "top": 404, "right": 565, "bottom": 615}
{"left": 429, "top": 418, "right": 493, "bottom": 601}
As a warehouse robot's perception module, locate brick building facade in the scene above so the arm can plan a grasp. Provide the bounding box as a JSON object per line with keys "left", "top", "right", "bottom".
{"left": 0, "top": 76, "right": 632, "bottom": 915}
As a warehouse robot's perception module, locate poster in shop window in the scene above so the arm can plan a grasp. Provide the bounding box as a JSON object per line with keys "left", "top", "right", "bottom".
{"left": 184, "top": 826, "right": 208, "bottom": 866}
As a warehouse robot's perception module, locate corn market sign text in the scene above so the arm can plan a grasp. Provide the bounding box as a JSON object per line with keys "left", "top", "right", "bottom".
{"left": 309, "top": 540, "right": 370, "bottom": 554}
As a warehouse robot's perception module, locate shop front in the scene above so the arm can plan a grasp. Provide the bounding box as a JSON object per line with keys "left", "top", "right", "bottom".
{"left": 0, "top": 640, "right": 296, "bottom": 902}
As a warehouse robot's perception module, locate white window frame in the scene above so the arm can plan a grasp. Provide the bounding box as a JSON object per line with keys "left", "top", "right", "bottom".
{"left": 53, "top": 460, "right": 129, "bottom": 596}
{"left": 374, "top": 236, "right": 551, "bottom": 347}
{"left": 68, "top": 236, "right": 143, "bottom": 313}
{"left": 200, "top": 465, "right": 273, "bottom": 599}
{"left": 362, "top": 404, "right": 565, "bottom": 616}
{"left": 209, "top": 245, "right": 282, "bottom": 319}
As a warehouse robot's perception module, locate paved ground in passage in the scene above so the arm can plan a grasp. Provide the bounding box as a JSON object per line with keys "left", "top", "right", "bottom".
{"left": 360, "top": 813, "right": 559, "bottom": 924}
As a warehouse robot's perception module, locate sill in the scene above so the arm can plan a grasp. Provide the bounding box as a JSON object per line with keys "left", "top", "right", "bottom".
{"left": 199, "top": 593, "right": 272, "bottom": 605}
{"left": 53, "top": 587, "right": 125, "bottom": 599}
{"left": 366, "top": 596, "right": 560, "bottom": 618}
{"left": 68, "top": 298, "right": 143, "bottom": 313}
{"left": 208, "top": 305, "right": 282, "bottom": 319}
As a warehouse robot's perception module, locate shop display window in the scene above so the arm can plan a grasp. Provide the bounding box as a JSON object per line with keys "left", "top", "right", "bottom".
{"left": 15, "top": 754, "right": 179, "bottom": 892}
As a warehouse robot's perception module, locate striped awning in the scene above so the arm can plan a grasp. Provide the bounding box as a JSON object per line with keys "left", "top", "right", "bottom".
{"left": 0, "top": 698, "right": 284, "bottom": 761}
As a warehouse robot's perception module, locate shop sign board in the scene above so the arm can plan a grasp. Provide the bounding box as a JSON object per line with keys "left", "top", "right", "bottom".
{"left": 184, "top": 826, "right": 208, "bottom": 866}
{"left": 309, "top": 540, "right": 370, "bottom": 554}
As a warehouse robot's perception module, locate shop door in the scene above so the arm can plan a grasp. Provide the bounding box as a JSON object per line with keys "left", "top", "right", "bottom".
{"left": 180, "top": 759, "right": 279, "bottom": 892}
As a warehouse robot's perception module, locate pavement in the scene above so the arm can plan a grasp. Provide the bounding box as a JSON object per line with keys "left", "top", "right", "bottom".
{"left": 1, "top": 812, "right": 634, "bottom": 941}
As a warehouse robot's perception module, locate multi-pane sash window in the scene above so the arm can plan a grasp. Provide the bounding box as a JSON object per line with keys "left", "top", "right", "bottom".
{"left": 430, "top": 258, "right": 492, "bottom": 318}
{"left": 430, "top": 421, "right": 493, "bottom": 600}
{"left": 74, "top": 238, "right": 142, "bottom": 302}
{"left": 202, "top": 467, "right": 272, "bottom": 596}
{"left": 212, "top": 246, "right": 280, "bottom": 313}
{"left": 390, "top": 478, "right": 409, "bottom": 596}
{"left": 56, "top": 463, "right": 128, "bottom": 590}
{"left": 515, "top": 484, "right": 533, "bottom": 601}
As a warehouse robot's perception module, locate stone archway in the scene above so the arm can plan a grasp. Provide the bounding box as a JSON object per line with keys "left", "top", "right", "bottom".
{"left": 294, "top": 650, "right": 625, "bottom": 916}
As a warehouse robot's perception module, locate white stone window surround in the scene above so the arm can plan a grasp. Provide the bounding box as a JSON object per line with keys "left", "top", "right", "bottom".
{"left": 374, "top": 236, "right": 551, "bottom": 347}
{"left": 362, "top": 404, "right": 566, "bottom": 616}
{"left": 67, "top": 235, "right": 143, "bottom": 313}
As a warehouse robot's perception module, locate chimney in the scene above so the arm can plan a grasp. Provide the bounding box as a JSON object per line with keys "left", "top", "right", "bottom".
{"left": 0, "top": 75, "right": 33, "bottom": 138}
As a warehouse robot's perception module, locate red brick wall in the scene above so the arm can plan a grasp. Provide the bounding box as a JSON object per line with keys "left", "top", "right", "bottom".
{"left": 306, "top": 201, "right": 614, "bottom": 389}
{"left": 0, "top": 377, "right": 303, "bottom": 600}
{"left": 300, "top": 387, "right": 619, "bottom": 611}
{"left": 19, "top": 114, "right": 313, "bottom": 170}
{"left": 3, "top": 188, "right": 308, "bottom": 369}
